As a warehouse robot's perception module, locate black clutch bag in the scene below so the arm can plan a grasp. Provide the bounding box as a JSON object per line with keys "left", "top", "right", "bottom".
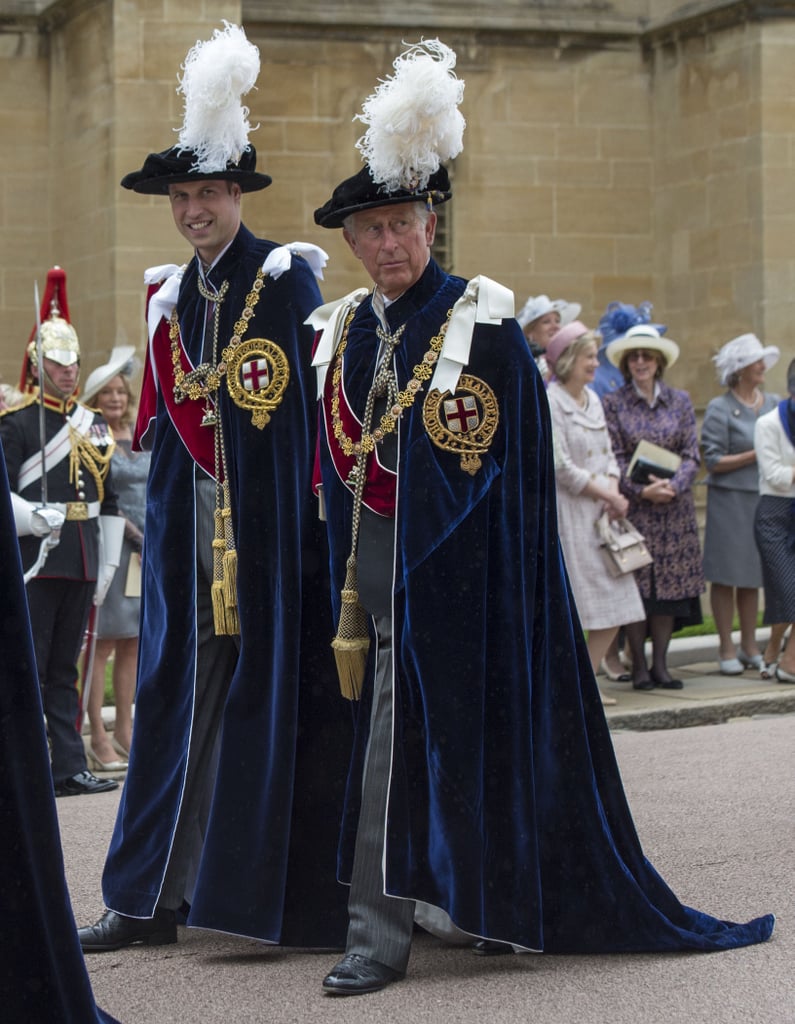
{"left": 629, "top": 458, "right": 677, "bottom": 485}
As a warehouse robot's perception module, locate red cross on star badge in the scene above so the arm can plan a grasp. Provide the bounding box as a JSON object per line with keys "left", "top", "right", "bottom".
{"left": 443, "top": 394, "right": 479, "bottom": 433}
{"left": 242, "top": 358, "right": 270, "bottom": 391}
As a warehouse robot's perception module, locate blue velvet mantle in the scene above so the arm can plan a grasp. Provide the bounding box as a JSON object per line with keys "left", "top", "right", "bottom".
{"left": 317, "top": 260, "right": 774, "bottom": 954}
{"left": 102, "top": 226, "right": 351, "bottom": 945}
{"left": 0, "top": 446, "right": 119, "bottom": 1023}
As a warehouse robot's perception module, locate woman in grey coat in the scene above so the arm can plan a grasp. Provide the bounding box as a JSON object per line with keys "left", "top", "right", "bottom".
{"left": 701, "top": 334, "right": 779, "bottom": 675}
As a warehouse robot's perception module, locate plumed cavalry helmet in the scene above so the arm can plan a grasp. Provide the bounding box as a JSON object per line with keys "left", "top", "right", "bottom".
{"left": 21, "top": 266, "right": 81, "bottom": 394}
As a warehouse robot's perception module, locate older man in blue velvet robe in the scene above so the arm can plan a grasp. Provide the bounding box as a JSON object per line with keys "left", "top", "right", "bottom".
{"left": 309, "top": 161, "right": 774, "bottom": 997}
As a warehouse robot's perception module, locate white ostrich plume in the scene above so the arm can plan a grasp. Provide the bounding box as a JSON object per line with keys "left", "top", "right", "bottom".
{"left": 355, "top": 39, "right": 465, "bottom": 193}
{"left": 177, "top": 21, "right": 260, "bottom": 173}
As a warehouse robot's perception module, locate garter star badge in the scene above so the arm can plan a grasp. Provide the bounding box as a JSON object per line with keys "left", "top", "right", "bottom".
{"left": 422, "top": 374, "right": 499, "bottom": 475}
{"left": 224, "top": 338, "right": 290, "bottom": 429}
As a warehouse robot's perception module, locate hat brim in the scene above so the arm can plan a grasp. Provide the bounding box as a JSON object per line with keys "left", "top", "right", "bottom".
{"left": 605, "top": 335, "right": 680, "bottom": 369}
{"left": 121, "top": 146, "right": 271, "bottom": 195}
{"left": 314, "top": 165, "right": 451, "bottom": 229}
{"left": 82, "top": 345, "right": 137, "bottom": 404}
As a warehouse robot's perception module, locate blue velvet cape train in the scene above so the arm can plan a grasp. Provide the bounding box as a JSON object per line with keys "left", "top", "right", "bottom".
{"left": 102, "top": 226, "right": 351, "bottom": 945}
{"left": 0, "top": 446, "right": 119, "bottom": 1023}
{"left": 317, "top": 259, "right": 774, "bottom": 953}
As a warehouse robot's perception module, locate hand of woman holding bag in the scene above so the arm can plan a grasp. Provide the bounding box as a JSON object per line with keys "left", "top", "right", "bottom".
{"left": 603, "top": 482, "right": 629, "bottom": 521}
{"left": 641, "top": 475, "right": 676, "bottom": 504}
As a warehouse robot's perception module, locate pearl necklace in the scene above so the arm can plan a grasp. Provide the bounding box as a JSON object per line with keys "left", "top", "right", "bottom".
{"left": 731, "top": 387, "right": 762, "bottom": 410}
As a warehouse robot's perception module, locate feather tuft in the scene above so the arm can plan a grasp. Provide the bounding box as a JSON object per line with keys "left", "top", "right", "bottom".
{"left": 355, "top": 39, "right": 465, "bottom": 192}
{"left": 176, "top": 21, "right": 260, "bottom": 173}
{"left": 598, "top": 301, "right": 657, "bottom": 345}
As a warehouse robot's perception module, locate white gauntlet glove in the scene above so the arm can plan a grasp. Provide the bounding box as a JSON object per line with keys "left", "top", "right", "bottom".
{"left": 10, "top": 493, "right": 64, "bottom": 540}
{"left": 95, "top": 514, "right": 125, "bottom": 606}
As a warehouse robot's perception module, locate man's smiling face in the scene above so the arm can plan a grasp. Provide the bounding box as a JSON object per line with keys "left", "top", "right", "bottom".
{"left": 168, "top": 179, "right": 242, "bottom": 264}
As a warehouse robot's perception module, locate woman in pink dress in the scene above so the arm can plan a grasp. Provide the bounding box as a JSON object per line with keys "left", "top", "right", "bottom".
{"left": 546, "top": 321, "right": 645, "bottom": 705}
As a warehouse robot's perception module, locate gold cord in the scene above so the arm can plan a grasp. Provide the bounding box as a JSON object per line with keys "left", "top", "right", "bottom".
{"left": 68, "top": 427, "right": 114, "bottom": 503}
{"left": 330, "top": 307, "right": 454, "bottom": 457}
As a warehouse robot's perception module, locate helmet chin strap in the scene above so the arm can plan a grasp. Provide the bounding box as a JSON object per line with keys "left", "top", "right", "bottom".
{"left": 37, "top": 362, "right": 79, "bottom": 401}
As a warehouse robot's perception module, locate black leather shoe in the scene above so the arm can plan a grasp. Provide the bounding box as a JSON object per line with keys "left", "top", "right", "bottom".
{"left": 632, "top": 678, "right": 655, "bottom": 691}
{"left": 472, "top": 939, "right": 514, "bottom": 956}
{"left": 78, "top": 909, "right": 177, "bottom": 952}
{"left": 54, "top": 770, "right": 119, "bottom": 797}
{"left": 322, "top": 953, "right": 404, "bottom": 996}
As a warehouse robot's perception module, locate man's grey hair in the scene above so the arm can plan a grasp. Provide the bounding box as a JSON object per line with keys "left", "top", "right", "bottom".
{"left": 342, "top": 201, "right": 431, "bottom": 235}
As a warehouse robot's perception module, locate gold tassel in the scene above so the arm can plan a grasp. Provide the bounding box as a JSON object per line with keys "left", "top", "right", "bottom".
{"left": 331, "top": 555, "right": 370, "bottom": 700}
{"left": 222, "top": 548, "right": 239, "bottom": 634}
{"left": 222, "top": 548, "right": 238, "bottom": 610}
{"left": 211, "top": 579, "right": 232, "bottom": 635}
{"left": 209, "top": 485, "right": 240, "bottom": 636}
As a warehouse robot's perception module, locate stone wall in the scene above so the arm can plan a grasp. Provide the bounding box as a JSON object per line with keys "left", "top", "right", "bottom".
{"left": 0, "top": 0, "right": 792, "bottom": 406}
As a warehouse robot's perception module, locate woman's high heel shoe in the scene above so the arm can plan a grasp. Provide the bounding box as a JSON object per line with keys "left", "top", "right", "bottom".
{"left": 737, "top": 648, "right": 763, "bottom": 670}
{"left": 599, "top": 659, "right": 630, "bottom": 683}
{"left": 87, "top": 748, "right": 128, "bottom": 773}
{"left": 111, "top": 737, "right": 130, "bottom": 759}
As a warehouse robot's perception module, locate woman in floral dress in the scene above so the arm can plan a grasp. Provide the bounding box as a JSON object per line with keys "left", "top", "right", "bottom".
{"left": 602, "top": 325, "right": 704, "bottom": 690}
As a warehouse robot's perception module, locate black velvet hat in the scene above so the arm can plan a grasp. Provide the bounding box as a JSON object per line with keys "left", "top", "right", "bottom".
{"left": 121, "top": 145, "right": 271, "bottom": 195}
{"left": 314, "top": 164, "right": 451, "bottom": 229}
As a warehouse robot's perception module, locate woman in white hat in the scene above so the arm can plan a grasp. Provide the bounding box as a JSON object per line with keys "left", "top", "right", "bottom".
{"left": 702, "top": 334, "right": 780, "bottom": 676}
{"left": 602, "top": 324, "right": 705, "bottom": 691}
{"left": 546, "top": 321, "right": 646, "bottom": 705}
{"left": 81, "top": 346, "right": 149, "bottom": 771}
{"left": 516, "top": 294, "right": 581, "bottom": 383}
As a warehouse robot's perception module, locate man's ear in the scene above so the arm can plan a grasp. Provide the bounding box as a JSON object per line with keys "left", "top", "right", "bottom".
{"left": 425, "top": 211, "right": 437, "bottom": 247}
{"left": 342, "top": 227, "right": 361, "bottom": 260}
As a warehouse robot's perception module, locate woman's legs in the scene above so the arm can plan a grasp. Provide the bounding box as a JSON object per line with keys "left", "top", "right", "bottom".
{"left": 710, "top": 582, "right": 737, "bottom": 660}
{"left": 778, "top": 625, "right": 795, "bottom": 675}
{"left": 86, "top": 638, "right": 118, "bottom": 764}
{"left": 648, "top": 614, "right": 677, "bottom": 684}
{"left": 763, "top": 622, "right": 789, "bottom": 669}
{"left": 111, "top": 636, "right": 138, "bottom": 755}
{"left": 602, "top": 632, "right": 627, "bottom": 677}
{"left": 736, "top": 586, "right": 762, "bottom": 659}
{"left": 586, "top": 626, "right": 619, "bottom": 705}
{"left": 625, "top": 619, "right": 652, "bottom": 689}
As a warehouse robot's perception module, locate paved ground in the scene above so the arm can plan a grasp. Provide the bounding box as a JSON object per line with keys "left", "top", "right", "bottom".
{"left": 62, "top": 632, "right": 794, "bottom": 1024}
{"left": 599, "top": 633, "right": 795, "bottom": 730}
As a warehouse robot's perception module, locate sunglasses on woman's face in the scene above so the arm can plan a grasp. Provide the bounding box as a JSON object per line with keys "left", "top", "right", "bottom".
{"left": 627, "top": 349, "right": 658, "bottom": 363}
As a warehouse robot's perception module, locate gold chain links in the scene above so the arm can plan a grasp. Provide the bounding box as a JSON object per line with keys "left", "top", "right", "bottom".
{"left": 330, "top": 306, "right": 453, "bottom": 456}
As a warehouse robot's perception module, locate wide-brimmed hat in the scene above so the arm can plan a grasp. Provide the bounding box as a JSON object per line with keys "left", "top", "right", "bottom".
{"left": 517, "top": 294, "right": 558, "bottom": 329}
{"left": 605, "top": 323, "right": 680, "bottom": 369}
{"left": 546, "top": 321, "right": 591, "bottom": 370}
{"left": 82, "top": 345, "right": 136, "bottom": 404}
{"left": 314, "top": 165, "right": 451, "bottom": 229}
{"left": 597, "top": 301, "right": 666, "bottom": 350}
{"left": 315, "top": 39, "right": 463, "bottom": 230}
{"left": 552, "top": 299, "right": 582, "bottom": 327}
{"left": 713, "top": 333, "right": 779, "bottom": 386}
{"left": 122, "top": 23, "right": 271, "bottom": 196}
{"left": 122, "top": 145, "right": 270, "bottom": 195}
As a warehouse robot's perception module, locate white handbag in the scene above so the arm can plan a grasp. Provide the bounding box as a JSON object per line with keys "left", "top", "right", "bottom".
{"left": 596, "top": 512, "right": 653, "bottom": 577}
